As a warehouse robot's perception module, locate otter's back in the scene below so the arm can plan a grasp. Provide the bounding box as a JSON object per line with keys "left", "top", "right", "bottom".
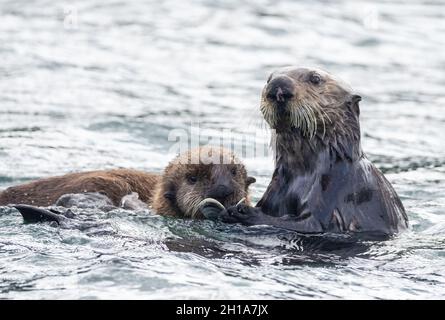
{"left": 0, "top": 169, "right": 160, "bottom": 207}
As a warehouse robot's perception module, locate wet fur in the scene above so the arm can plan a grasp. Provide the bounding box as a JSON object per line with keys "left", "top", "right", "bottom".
{"left": 0, "top": 147, "right": 255, "bottom": 219}
{"left": 225, "top": 67, "right": 408, "bottom": 237}
{"left": 255, "top": 131, "right": 408, "bottom": 235}
{"left": 0, "top": 169, "right": 160, "bottom": 207}
{"left": 152, "top": 147, "right": 254, "bottom": 218}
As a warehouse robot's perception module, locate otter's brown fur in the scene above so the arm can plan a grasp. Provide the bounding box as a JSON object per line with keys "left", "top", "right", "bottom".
{"left": 152, "top": 146, "right": 255, "bottom": 218}
{"left": 0, "top": 169, "right": 160, "bottom": 207}
{"left": 0, "top": 147, "right": 255, "bottom": 219}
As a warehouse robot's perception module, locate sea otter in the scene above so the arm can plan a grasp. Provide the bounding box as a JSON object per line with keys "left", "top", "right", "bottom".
{"left": 219, "top": 67, "right": 408, "bottom": 238}
{"left": 0, "top": 147, "right": 256, "bottom": 221}
{"left": 150, "top": 146, "right": 256, "bottom": 218}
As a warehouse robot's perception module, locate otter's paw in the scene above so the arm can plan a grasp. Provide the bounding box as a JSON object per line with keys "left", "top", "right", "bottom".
{"left": 220, "top": 204, "right": 259, "bottom": 225}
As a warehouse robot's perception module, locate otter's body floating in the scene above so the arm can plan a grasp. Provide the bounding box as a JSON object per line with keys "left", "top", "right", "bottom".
{"left": 0, "top": 147, "right": 255, "bottom": 221}
{"left": 222, "top": 67, "right": 408, "bottom": 237}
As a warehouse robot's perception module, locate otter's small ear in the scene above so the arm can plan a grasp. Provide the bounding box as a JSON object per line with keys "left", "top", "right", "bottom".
{"left": 246, "top": 176, "right": 256, "bottom": 186}
{"left": 350, "top": 94, "right": 362, "bottom": 116}
{"left": 352, "top": 94, "right": 362, "bottom": 103}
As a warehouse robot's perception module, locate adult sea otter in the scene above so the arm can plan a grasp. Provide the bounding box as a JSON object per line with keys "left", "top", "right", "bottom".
{"left": 220, "top": 67, "right": 408, "bottom": 238}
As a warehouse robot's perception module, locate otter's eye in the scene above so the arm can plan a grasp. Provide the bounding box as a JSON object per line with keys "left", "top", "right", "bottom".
{"left": 310, "top": 73, "right": 322, "bottom": 85}
{"left": 231, "top": 167, "right": 237, "bottom": 176}
{"left": 187, "top": 176, "right": 198, "bottom": 184}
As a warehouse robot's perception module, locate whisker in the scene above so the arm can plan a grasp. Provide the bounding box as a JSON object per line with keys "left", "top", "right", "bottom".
{"left": 302, "top": 105, "right": 311, "bottom": 137}
{"left": 306, "top": 103, "right": 318, "bottom": 139}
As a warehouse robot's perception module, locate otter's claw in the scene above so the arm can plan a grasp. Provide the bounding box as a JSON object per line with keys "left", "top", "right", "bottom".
{"left": 235, "top": 197, "right": 246, "bottom": 207}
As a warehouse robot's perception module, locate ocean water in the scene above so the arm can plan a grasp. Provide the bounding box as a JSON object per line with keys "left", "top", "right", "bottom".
{"left": 0, "top": 0, "right": 444, "bottom": 299}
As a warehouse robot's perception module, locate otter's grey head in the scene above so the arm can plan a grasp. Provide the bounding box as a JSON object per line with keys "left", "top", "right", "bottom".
{"left": 261, "top": 67, "right": 362, "bottom": 140}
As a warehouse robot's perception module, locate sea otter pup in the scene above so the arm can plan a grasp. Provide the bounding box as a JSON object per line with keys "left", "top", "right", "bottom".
{"left": 0, "top": 147, "right": 256, "bottom": 220}
{"left": 220, "top": 67, "right": 408, "bottom": 237}
{"left": 151, "top": 146, "right": 255, "bottom": 218}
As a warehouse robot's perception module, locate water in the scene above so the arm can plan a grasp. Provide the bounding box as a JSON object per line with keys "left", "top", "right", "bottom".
{"left": 1, "top": 0, "right": 444, "bottom": 299}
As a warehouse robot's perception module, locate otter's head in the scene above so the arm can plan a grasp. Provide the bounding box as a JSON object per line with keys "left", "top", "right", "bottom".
{"left": 152, "top": 147, "right": 256, "bottom": 219}
{"left": 261, "top": 67, "right": 362, "bottom": 140}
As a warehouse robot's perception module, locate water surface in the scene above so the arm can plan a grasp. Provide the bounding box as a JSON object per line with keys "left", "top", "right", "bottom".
{"left": 0, "top": 0, "right": 444, "bottom": 299}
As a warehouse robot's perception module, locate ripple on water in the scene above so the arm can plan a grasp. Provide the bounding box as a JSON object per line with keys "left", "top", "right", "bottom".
{"left": 0, "top": 0, "right": 444, "bottom": 299}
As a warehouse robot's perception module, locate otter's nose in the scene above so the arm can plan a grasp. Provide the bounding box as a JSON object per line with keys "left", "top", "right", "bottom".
{"left": 266, "top": 77, "right": 294, "bottom": 103}
{"left": 207, "top": 184, "right": 234, "bottom": 201}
